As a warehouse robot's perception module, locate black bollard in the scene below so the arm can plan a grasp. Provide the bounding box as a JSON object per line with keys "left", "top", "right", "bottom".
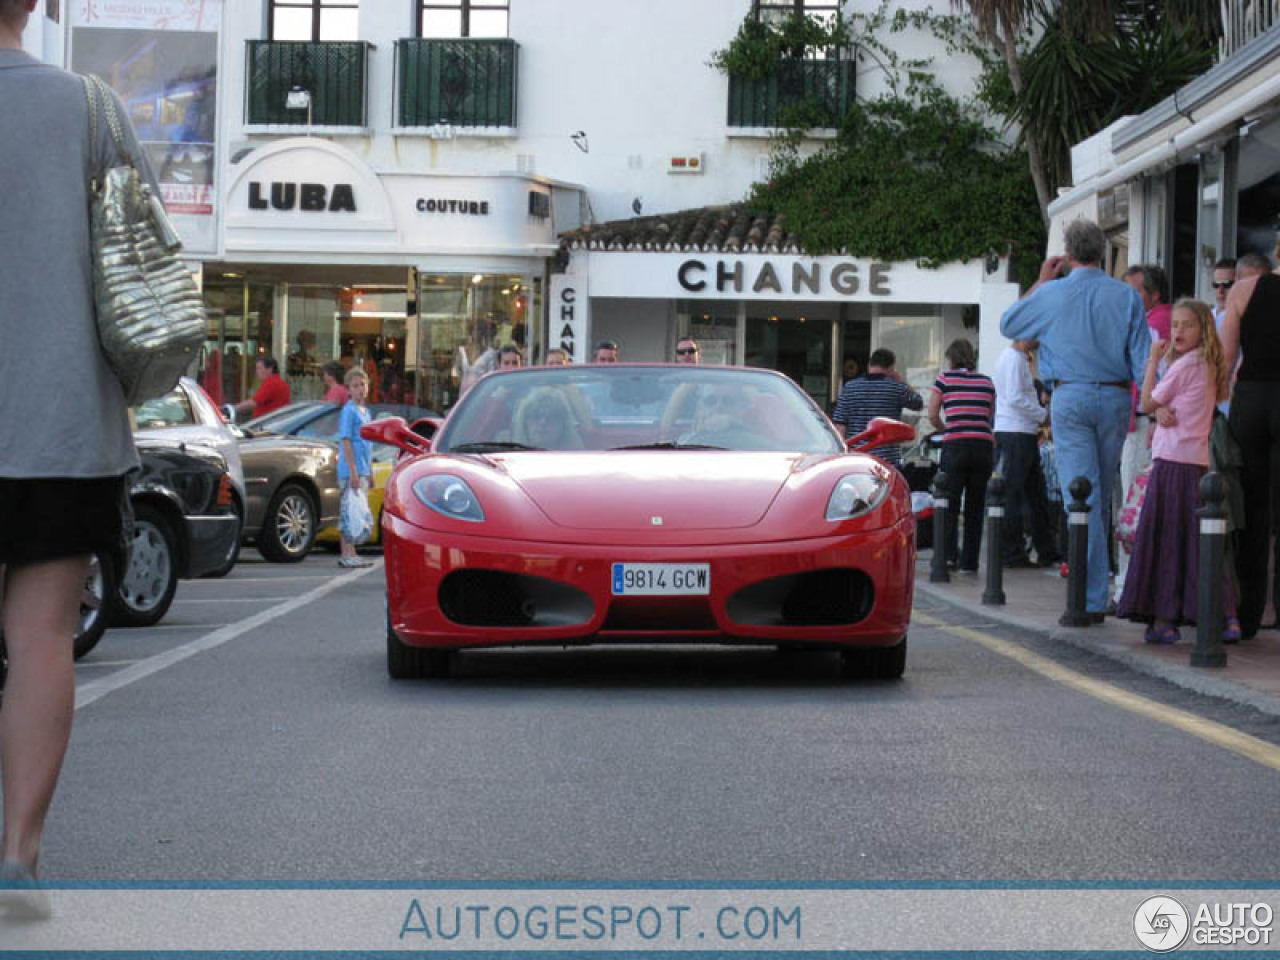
{"left": 983, "top": 474, "right": 1006, "bottom": 605}
{"left": 1192, "top": 472, "right": 1228, "bottom": 668}
{"left": 1059, "top": 475, "right": 1093, "bottom": 627}
{"left": 930, "top": 471, "right": 951, "bottom": 584}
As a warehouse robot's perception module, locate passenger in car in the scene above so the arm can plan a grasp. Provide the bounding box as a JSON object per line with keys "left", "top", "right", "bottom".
{"left": 513, "top": 388, "right": 584, "bottom": 450}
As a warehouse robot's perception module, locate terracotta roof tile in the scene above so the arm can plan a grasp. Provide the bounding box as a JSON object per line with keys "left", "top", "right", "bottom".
{"left": 563, "top": 203, "right": 799, "bottom": 254}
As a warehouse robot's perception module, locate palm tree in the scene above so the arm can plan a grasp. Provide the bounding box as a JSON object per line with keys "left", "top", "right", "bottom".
{"left": 956, "top": 0, "right": 1220, "bottom": 226}
{"left": 954, "top": 0, "right": 1063, "bottom": 226}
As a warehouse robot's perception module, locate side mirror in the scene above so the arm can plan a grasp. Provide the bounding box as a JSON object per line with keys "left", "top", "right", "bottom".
{"left": 220, "top": 404, "right": 237, "bottom": 424}
{"left": 408, "top": 417, "right": 443, "bottom": 442}
{"left": 847, "top": 417, "right": 916, "bottom": 452}
{"left": 360, "top": 416, "right": 431, "bottom": 456}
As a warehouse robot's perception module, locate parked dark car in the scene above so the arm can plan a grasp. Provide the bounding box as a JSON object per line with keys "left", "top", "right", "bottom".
{"left": 1, "top": 441, "right": 239, "bottom": 684}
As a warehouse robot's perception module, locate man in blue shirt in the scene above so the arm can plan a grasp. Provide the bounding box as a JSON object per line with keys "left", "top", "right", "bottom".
{"left": 1001, "top": 219, "right": 1149, "bottom": 621}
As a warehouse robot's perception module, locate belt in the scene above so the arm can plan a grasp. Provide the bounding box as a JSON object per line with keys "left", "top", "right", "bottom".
{"left": 1047, "top": 380, "right": 1129, "bottom": 390}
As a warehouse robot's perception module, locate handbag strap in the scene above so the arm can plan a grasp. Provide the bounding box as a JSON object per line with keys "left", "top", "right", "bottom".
{"left": 82, "top": 74, "right": 131, "bottom": 176}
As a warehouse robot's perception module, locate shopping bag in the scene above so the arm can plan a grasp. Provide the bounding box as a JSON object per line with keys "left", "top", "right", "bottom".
{"left": 340, "top": 485, "right": 374, "bottom": 545}
{"left": 1115, "top": 461, "right": 1153, "bottom": 548}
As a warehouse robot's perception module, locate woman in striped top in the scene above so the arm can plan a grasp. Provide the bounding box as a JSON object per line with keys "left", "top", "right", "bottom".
{"left": 928, "top": 339, "right": 997, "bottom": 571}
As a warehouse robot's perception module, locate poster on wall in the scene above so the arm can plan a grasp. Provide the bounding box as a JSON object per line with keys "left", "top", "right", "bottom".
{"left": 71, "top": 1, "right": 220, "bottom": 254}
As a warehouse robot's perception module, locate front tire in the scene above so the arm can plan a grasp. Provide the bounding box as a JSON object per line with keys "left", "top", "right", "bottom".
{"left": 386, "top": 613, "right": 453, "bottom": 679}
{"left": 840, "top": 636, "right": 907, "bottom": 681}
{"left": 113, "top": 504, "right": 179, "bottom": 628}
{"left": 258, "top": 482, "right": 317, "bottom": 563}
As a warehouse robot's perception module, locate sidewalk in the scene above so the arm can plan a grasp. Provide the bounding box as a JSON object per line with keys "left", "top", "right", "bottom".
{"left": 914, "top": 556, "right": 1280, "bottom": 718}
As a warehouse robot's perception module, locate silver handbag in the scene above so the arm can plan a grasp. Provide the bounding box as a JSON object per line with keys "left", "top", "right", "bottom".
{"left": 83, "top": 74, "right": 206, "bottom": 405}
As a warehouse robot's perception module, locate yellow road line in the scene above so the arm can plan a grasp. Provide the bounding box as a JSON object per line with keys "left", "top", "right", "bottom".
{"left": 914, "top": 611, "right": 1280, "bottom": 774}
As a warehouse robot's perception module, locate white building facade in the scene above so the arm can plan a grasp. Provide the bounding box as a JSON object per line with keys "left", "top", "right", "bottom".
{"left": 1048, "top": 8, "right": 1280, "bottom": 308}
{"left": 34, "top": 0, "right": 1018, "bottom": 413}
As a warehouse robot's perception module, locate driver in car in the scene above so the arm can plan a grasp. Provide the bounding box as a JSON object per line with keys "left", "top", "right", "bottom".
{"left": 681, "top": 388, "right": 769, "bottom": 449}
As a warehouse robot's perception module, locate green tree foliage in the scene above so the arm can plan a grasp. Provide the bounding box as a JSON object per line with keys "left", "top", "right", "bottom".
{"left": 713, "top": 5, "right": 1045, "bottom": 285}
{"left": 1014, "top": 6, "right": 1217, "bottom": 193}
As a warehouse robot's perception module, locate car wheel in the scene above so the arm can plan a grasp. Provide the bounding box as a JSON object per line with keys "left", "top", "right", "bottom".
{"left": 258, "top": 482, "right": 317, "bottom": 563}
{"left": 113, "top": 504, "right": 179, "bottom": 628}
{"left": 75, "top": 551, "right": 116, "bottom": 659}
{"left": 386, "top": 612, "right": 453, "bottom": 679}
{"left": 840, "top": 636, "right": 907, "bottom": 681}
{"left": 203, "top": 498, "right": 243, "bottom": 578}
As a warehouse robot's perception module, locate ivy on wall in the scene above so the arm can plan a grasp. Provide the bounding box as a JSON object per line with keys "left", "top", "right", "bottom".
{"left": 711, "top": 4, "right": 1044, "bottom": 286}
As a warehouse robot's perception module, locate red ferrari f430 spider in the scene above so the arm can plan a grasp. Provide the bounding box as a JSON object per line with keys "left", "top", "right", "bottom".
{"left": 363, "top": 365, "right": 916, "bottom": 680}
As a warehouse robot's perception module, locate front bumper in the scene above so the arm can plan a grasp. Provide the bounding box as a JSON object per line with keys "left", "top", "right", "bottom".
{"left": 383, "top": 515, "right": 914, "bottom": 650}
{"left": 184, "top": 514, "right": 240, "bottom": 578}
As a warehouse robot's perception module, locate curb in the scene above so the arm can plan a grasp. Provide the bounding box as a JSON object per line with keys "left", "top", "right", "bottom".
{"left": 915, "top": 579, "right": 1280, "bottom": 719}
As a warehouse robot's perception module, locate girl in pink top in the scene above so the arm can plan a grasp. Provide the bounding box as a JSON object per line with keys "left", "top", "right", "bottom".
{"left": 1117, "top": 299, "right": 1235, "bottom": 643}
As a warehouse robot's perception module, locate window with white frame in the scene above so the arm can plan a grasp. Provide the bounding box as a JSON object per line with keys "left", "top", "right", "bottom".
{"left": 269, "top": 0, "right": 359, "bottom": 41}
{"left": 754, "top": 0, "right": 841, "bottom": 58}
{"left": 418, "top": 0, "right": 509, "bottom": 38}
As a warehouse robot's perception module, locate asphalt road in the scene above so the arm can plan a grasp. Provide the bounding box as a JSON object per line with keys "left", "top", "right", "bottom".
{"left": 30, "top": 554, "right": 1280, "bottom": 882}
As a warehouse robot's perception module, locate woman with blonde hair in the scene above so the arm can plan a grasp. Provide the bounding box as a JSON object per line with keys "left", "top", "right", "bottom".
{"left": 513, "top": 387, "right": 583, "bottom": 450}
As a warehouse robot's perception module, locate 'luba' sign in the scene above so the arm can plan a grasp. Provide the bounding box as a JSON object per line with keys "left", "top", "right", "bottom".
{"left": 248, "top": 182, "right": 356, "bottom": 212}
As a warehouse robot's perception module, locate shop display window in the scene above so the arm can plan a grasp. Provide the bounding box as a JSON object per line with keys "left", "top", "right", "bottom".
{"left": 200, "top": 279, "right": 275, "bottom": 407}
{"left": 417, "top": 272, "right": 538, "bottom": 414}
{"left": 679, "top": 300, "right": 740, "bottom": 366}
{"left": 744, "top": 306, "right": 835, "bottom": 410}
{"left": 875, "top": 306, "right": 940, "bottom": 396}
{"left": 1236, "top": 114, "right": 1280, "bottom": 259}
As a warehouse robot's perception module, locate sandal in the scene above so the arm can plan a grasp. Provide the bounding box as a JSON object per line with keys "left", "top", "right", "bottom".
{"left": 1144, "top": 624, "right": 1180, "bottom": 645}
{"left": 1223, "top": 617, "right": 1242, "bottom": 644}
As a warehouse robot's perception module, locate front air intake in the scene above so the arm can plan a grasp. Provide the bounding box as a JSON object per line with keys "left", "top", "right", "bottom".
{"left": 439, "top": 570, "right": 593, "bottom": 627}
{"left": 727, "top": 568, "right": 874, "bottom": 627}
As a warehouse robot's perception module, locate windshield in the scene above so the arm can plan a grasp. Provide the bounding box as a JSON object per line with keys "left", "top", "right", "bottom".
{"left": 243, "top": 403, "right": 331, "bottom": 434}
{"left": 436, "top": 366, "right": 843, "bottom": 454}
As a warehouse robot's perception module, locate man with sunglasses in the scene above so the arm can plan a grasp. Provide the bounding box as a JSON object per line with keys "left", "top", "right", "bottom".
{"left": 682, "top": 387, "right": 768, "bottom": 449}
{"left": 674, "top": 337, "right": 700, "bottom": 364}
{"left": 1212, "top": 258, "right": 1237, "bottom": 326}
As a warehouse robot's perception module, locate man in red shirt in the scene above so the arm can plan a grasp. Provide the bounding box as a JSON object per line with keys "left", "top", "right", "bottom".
{"left": 233, "top": 357, "right": 291, "bottom": 420}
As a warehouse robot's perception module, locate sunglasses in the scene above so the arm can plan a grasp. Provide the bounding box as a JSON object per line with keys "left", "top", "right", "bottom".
{"left": 1213, "top": 281, "right": 1234, "bottom": 289}
{"left": 675, "top": 347, "right": 699, "bottom": 356}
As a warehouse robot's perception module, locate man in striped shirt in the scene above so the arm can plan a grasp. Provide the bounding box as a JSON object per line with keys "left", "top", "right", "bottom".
{"left": 831, "top": 349, "right": 923, "bottom": 466}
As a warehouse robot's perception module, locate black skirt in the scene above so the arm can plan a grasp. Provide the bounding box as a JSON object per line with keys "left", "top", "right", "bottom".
{"left": 0, "top": 475, "right": 131, "bottom": 569}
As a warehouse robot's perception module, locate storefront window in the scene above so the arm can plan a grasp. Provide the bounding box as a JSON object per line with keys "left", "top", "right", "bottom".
{"left": 875, "top": 306, "right": 940, "bottom": 396}
{"left": 200, "top": 280, "right": 275, "bottom": 406}
{"left": 1236, "top": 113, "right": 1280, "bottom": 258}
{"left": 284, "top": 284, "right": 412, "bottom": 404}
{"left": 1197, "top": 150, "right": 1225, "bottom": 300}
{"left": 679, "top": 300, "right": 740, "bottom": 365}
{"left": 1143, "top": 175, "right": 1168, "bottom": 266}
{"left": 416, "top": 272, "right": 536, "bottom": 414}
{"left": 745, "top": 305, "right": 834, "bottom": 410}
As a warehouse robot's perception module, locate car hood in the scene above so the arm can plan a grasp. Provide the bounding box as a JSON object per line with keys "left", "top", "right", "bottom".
{"left": 492, "top": 451, "right": 811, "bottom": 530}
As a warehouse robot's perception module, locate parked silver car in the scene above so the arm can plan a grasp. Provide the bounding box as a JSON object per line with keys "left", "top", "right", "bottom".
{"left": 133, "top": 378, "right": 246, "bottom": 576}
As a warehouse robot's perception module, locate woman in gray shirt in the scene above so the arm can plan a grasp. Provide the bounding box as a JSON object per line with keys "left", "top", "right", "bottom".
{"left": 0, "top": 0, "right": 150, "bottom": 910}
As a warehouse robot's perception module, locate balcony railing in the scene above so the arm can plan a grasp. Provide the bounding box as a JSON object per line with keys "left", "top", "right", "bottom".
{"left": 245, "top": 40, "right": 372, "bottom": 126}
{"left": 727, "top": 57, "right": 856, "bottom": 128}
{"left": 1221, "top": 0, "right": 1280, "bottom": 58}
{"left": 396, "top": 38, "right": 519, "bottom": 128}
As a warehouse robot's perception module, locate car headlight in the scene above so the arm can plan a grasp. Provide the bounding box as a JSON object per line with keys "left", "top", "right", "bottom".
{"left": 412, "top": 474, "right": 485, "bottom": 522}
{"left": 826, "top": 473, "right": 890, "bottom": 521}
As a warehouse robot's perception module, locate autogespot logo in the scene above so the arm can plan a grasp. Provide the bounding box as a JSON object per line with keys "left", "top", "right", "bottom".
{"left": 1134, "top": 896, "right": 1190, "bottom": 952}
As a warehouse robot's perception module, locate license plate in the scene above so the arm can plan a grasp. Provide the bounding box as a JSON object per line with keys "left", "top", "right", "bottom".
{"left": 611, "top": 563, "right": 710, "bottom": 596}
